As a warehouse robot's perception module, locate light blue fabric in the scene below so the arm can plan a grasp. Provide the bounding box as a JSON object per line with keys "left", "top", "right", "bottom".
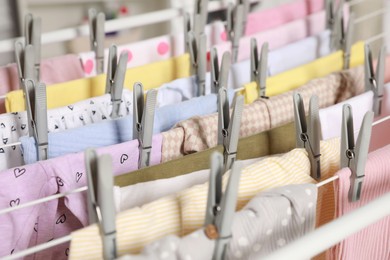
{"left": 21, "top": 91, "right": 234, "bottom": 164}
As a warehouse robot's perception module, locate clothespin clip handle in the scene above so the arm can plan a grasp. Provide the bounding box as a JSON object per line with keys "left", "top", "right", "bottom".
{"left": 227, "top": 4, "right": 244, "bottom": 63}
{"left": 89, "top": 9, "right": 105, "bottom": 75}
{"left": 293, "top": 93, "right": 321, "bottom": 180}
{"left": 188, "top": 32, "right": 206, "bottom": 96}
{"left": 218, "top": 88, "right": 244, "bottom": 171}
{"left": 85, "top": 150, "right": 117, "bottom": 259}
{"left": 340, "top": 105, "right": 373, "bottom": 202}
{"left": 106, "top": 45, "right": 127, "bottom": 119}
{"left": 211, "top": 48, "right": 231, "bottom": 94}
{"left": 25, "top": 13, "right": 41, "bottom": 82}
{"left": 133, "top": 83, "right": 158, "bottom": 169}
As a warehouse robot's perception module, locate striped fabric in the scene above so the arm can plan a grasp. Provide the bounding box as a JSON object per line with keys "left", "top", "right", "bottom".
{"left": 69, "top": 138, "right": 340, "bottom": 259}
{"left": 330, "top": 144, "right": 390, "bottom": 260}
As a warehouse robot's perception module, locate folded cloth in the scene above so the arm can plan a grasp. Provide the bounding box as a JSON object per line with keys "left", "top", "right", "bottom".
{"left": 20, "top": 91, "right": 233, "bottom": 164}
{"left": 116, "top": 184, "right": 317, "bottom": 260}
{"left": 5, "top": 54, "right": 190, "bottom": 113}
{"left": 232, "top": 30, "right": 331, "bottom": 88}
{"left": 68, "top": 139, "right": 339, "bottom": 259}
{"left": 79, "top": 35, "right": 174, "bottom": 77}
{"left": 0, "top": 133, "right": 162, "bottom": 260}
{"left": 330, "top": 144, "right": 390, "bottom": 260}
{"left": 242, "top": 41, "right": 364, "bottom": 104}
{"left": 0, "top": 90, "right": 133, "bottom": 171}
{"left": 7, "top": 54, "right": 85, "bottom": 91}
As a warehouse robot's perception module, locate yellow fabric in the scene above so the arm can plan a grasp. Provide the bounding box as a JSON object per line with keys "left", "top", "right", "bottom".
{"left": 69, "top": 139, "right": 340, "bottom": 259}
{"left": 5, "top": 54, "right": 190, "bottom": 112}
{"left": 242, "top": 41, "right": 365, "bottom": 104}
{"left": 5, "top": 78, "right": 93, "bottom": 112}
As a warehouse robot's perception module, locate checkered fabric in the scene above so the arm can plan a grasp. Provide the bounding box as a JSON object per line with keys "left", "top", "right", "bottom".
{"left": 161, "top": 66, "right": 365, "bottom": 162}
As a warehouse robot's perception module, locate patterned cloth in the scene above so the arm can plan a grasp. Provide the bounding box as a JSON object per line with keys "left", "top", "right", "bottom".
{"left": 116, "top": 184, "right": 317, "bottom": 260}
{"left": 161, "top": 66, "right": 364, "bottom": 162}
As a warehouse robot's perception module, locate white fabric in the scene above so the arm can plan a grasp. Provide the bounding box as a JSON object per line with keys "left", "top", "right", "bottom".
{"left": 231, "top": 30, "right": 331, "bottom": 88}
{"left": 319, "top": 91, "right": 373, "bottom": 140}
{"left": 114, "top": 157, "right": 262, "bottom": 212}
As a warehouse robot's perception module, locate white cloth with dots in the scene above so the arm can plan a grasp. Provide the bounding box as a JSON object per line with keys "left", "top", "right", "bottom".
{"left": 116, "top": 183, "right": 317, "bottom": 259}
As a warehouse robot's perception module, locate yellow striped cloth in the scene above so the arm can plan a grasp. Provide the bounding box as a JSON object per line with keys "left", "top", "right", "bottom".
{"left": 69, "top": 138, "right": 340, "bottom": 259}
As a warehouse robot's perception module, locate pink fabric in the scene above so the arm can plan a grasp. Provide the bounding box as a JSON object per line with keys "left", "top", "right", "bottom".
{"left": 0, "top": 134, "right": 162, "bottom": 259}
{"left": 0, "top": 66, "right": 11, "bottom": 113}
{"left": 382, "top": 55, "right": 390, "bottom": 83}
{"left": 244, "top": 0, "right": 324, "bottom": 36}
{"left": 215, "top": 9, "right": 339, "bottom": 62}
{"left": 7, "top": 54, "right": 84, "bottom": 90}
{"left": 332, "top": 144, "right": 390, "bottom": 260}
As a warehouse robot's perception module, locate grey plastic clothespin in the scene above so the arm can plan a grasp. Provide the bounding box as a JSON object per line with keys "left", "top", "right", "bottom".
{"left": 211, "top": 48, "right": 231, "bottom": 94}
{"left": 133, "top": 83, "right": 158, "bottom": 169}
{"left": 183, "top": 13, "right": 191, "bottom": 53}
{"left": 193, "top": 0, "right": 208, "bottom": 38}
{"left": 340, "top": 13, "right": 354, "bottom": 70}
{"left": 227, "top": 3, "right": 244, "bottom": 63}
{"left": 218, "top": 88, "right": 244, "bottom": 171}
{"left": 204, "top": 152, "right": 242, "bottom": 260}
{"left": 23, "top": 79, "right": 48, "bottom": 161}
{"left": 188, "top": 31, "right": 207, "bottom": 96}
{"left": 364, "top": 43, "right": 386, "bottom": 116}
{"left": 325, "top": 0, "right": 336, "bottom": 30}
{"left": 250, "top": 39, "right": 269, "bottom": 98}
{"left": 105, "top": 45, "right": 128, "bottom": 119}
{"left": 328, "top": 0, "right": 345, "bottom": 51}
{"left": 85, "top": 149, "right": 117, "bottom": 260}
{"left": 24, "top": 13, "right": 41, "bottom": 82}
{"left": 89, "top": 9, "right": 105, "bottom": 75}
{"left": 340, "top": 105, "right": 374, "bottom": 202}
{"left": 293, "top": 93, "right": 321, "bottom": 180}
{"left": 15, "top": 41, "right": 35, "bottom": 89}
{"left": 238, "top": 0, "right": 249, "bottom": 32}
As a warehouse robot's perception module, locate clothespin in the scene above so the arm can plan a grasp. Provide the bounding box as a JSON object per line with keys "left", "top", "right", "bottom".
{"left": 327, "top": 0, "right": 345, "bottom": 50}
{"left": 183, "top": 12, "right": 191, "bottom": 53}
{"left": 133, "top": 83, "right": 158, "bottom": 169}
{"left": 226, "top": 3, "right": 244, "bottom": 63}
{"left": 193, "top": 0, "right": 208, "bottom": 38}
{"left": 238, "top": 0, "right": 249, "bottom": 32}
{"left": 85, "top": 149, "right": 117, "bottom": 260}
{"left": 325, "top": 0, "right": 336, "bottom": 30}
{"left": 105, "top": 45, "right": 128, "bottom": 119}
{"left": 204, "top": 152, "right": 242, "bottom": 260}
{"left": 293, "top": 93, "right": 321, "bottom": 180}
{"left": 89, "top": 9, "right": 105, "bottom": 75}
{"left": 188, "top": 31, "right": 207, "bottom": 96}
{"left": 364, "top": 43, "right": 386, "bottom": 116}
{"left": 217, "top": 88, "right": 244, "bottom": 171}
{"left": 23, "top": 79, "right": 48, "bottom": 161}
{"left": 15, "top": 41, "right": 35, "bottom": 89}
{"left": 340, "top": 13, "right": 354, "bottom": 70}
{"left": 250, "top": 39, "right": 269, "bottom": 98}
{"left": 210, "top": 48, "right": 231, "bottom": 94}
{"left": 24, "top": 14, "right": 41, "bottom": 82}
{"left": 340, "top": 105, "right": 373, "bottom": 202}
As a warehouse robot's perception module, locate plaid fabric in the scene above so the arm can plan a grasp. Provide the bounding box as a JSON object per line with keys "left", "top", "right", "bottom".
{"left": 161, "top": 66, "right": 365, "bottom": 161}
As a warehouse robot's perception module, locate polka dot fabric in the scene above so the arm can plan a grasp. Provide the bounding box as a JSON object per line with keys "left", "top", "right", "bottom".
{"left": 79, "top": 35, "right": 173, "bottom": 77}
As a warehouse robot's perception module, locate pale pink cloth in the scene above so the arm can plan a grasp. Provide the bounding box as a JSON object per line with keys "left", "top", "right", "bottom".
{"left": 7, "top": 54, "right": 85, "bottom": 90}
{"left": 215, "top": 8, "right": 343, "bottom": 62}
{"left": 332, "top": 144, "right": 390, "bottom": 260}
{"left": 245, "top": 0, "right": 324, "bottom": 36}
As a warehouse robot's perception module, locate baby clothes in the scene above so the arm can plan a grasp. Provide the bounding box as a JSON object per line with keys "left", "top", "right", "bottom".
{"left": 0, "top": 90, "right": 133, "bottom": 171}
{"left": 117, "top": 184, "right": 317, "bottom": 260}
